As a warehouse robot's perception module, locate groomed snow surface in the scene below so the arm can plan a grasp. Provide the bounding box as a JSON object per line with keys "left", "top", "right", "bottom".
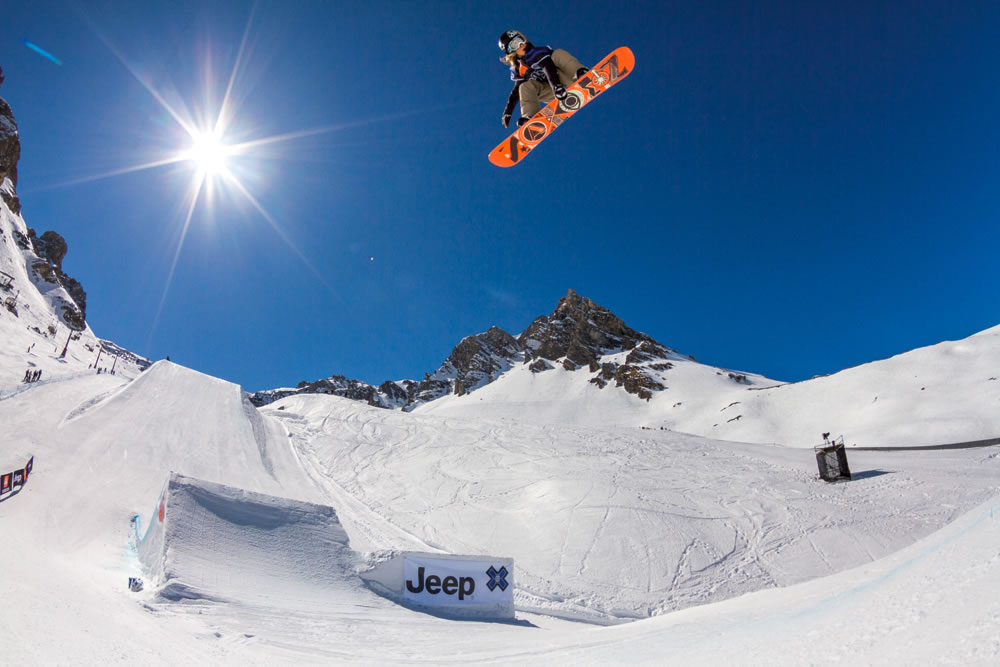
{"left": 1, "top": 359, "right": 998, "bottom": 664}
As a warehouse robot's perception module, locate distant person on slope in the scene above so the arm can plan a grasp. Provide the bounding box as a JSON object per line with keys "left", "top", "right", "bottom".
{"left": 499, "top": 30, "right": 588, "bottom": 128}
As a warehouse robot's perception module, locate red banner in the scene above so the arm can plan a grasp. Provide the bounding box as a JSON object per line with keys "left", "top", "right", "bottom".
{"left": 0, "top": 472, "right": 10, "bottom": 495}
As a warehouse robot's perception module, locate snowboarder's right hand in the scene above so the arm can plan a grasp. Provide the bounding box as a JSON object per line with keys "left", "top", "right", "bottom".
{"left": 552, "top": 83, "right": 568, "bottom": 100}
{"left": 502, "top": 111, "right": 513, "bottom": 128}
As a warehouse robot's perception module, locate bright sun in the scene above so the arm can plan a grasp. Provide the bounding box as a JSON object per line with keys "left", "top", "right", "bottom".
{"left": 80, "top": 8, "right": 354, "bottom": 340}
{"left": 185, "top": 130, "right": 229, "bottom": 176}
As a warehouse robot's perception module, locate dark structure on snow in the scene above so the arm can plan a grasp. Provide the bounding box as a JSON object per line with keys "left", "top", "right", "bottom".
{"left": 815, "top": 437, "right": 852, "bottom": 482}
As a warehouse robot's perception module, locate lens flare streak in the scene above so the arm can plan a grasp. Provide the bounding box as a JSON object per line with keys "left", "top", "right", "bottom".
{"left": 23, "top": 40, "right": 63, "bottom": 65}
{"left": 149, "top": 173, "right": 206, "bottom": 348}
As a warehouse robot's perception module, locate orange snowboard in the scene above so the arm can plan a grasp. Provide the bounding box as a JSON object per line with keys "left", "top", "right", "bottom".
{"left": 489, "top": 46, "right": 634, "bottom": 167}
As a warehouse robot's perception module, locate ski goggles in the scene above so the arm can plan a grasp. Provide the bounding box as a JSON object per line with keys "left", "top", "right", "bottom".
{"left": 505, "top": 36, "right": 526, "bottom": 54}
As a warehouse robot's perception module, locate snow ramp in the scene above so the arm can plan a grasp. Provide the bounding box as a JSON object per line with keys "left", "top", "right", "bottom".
{"left": 135, "top": 473, "right": 358, "bottom": 605}
{"left": 47, "top": 360, "right": 324, "bottom": 558}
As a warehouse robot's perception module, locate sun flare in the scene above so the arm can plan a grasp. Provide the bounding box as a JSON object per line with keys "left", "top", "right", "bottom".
{"left": 75, "top": 7, "right": 364, "bottom": 347}
{"left": 184, "top": 130, "right": 230, "bottom": 177}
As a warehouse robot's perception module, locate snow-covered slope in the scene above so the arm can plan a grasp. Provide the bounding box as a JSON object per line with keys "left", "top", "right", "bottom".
{"left": 2, "top": 356, "right": 997, "bottom": 662}
{"left": 417, "top": 325, "right": 1000, "bottom": 448}
{"left": 267, "top": 393, "right": 998, "bottom": 622}
{"left": 0, "top": 177, "right": 147, "bottom": 392}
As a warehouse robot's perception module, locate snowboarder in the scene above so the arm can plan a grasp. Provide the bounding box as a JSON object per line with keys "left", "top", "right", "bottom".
{"left": 498, "top": 30, "right": 588, "bottom": 128}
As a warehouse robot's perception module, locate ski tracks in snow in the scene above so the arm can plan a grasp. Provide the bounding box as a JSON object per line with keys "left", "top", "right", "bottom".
{"left": 261, "top": 395, "right": 998, "bottom": 623}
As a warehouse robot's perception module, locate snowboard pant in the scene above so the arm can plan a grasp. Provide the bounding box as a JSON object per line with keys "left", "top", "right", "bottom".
{"left": 519, "top": 49, "right": 585, "bottom": 118}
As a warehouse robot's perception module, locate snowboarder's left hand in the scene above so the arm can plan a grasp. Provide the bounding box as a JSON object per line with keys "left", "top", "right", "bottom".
{"left": 552, "top": 83, "right": 568, "bottom": 100}
{"left": 502, "top": 110, "right": 513, "bottom": 128}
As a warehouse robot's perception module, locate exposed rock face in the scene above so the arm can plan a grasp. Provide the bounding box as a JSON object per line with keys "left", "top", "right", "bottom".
{"left": 0, "top": 95, "right": 84, "bottom": 328}
{"left": 27, "top": 228, "right": 88, "bottom": 321}
{"left": 31, "top": 230, "right": 67, "bottom": 267}
{"left": 250, "top": 327, "right": 523, "bottom": 409}
{"left": 99, "top": 339, "right": 153, "bottom": 371}
{"left": 378, "top": 379, "right": 411, "bottom": 404}
{"left": 375, "top": 326, "right": 521, "bottom": 406}
{"left": 249, "top": 375, "right": 409, "bottom": 409}
{"left": 515, "top": 289, "right": 676, "bottom": 400}
{"left": 518, "top": 289, "right": 647, "bottom": 368}
{"left": 447, "top": 327, "right": 520, "bottom": 396}
{"left": 0, "top": 96, "right": 22, "bottom": 213}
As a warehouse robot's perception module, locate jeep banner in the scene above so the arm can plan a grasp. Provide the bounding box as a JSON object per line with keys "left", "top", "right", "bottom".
{"left": 0, "top": 457, "right": 35, "bottom": 496}
{"left": 402, "top": 554, "right": 513, "bottom": 613}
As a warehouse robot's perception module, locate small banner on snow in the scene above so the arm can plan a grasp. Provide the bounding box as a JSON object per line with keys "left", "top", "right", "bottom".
{"left": 1, "top": 457, "right": 35, "bottom": 496}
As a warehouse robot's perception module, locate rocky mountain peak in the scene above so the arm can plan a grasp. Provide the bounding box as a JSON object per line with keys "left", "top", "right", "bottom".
{"left": 518, "top": 288, "right": 651, "bottom": 369}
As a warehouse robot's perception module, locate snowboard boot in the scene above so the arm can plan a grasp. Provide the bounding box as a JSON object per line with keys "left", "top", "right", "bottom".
{"left": 516, "top": 116, "right": 531, "bottom": 127}
{"left": 575, "top": 67, "right": 589, "bottom": 80}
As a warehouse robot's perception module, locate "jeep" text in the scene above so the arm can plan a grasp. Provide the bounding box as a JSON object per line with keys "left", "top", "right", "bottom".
{"left": 406, "top": 567, "right": 475, "bottom": 601}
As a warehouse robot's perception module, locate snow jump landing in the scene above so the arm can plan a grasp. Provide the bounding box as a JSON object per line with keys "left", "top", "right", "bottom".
{"left": 132, "top": 473, "right": 357, "bottom": 605}
{"left": 132, "top": 473, "right": 516, "bottom": 621}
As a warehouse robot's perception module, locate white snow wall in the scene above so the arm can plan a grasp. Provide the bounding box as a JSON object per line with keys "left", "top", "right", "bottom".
{"left": 134, "top": 472, "right": 357, "bottom": 603}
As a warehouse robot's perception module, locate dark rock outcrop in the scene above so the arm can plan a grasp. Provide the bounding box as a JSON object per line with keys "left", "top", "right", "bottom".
{"left": 446, "top": 327, "right": 520, "bottom": 396}
{"left": 517, "top": 289, "right": 676, "bottom": 400}
{"left": 250, "top": 327, "right": 523, "bottom": 409}
{"left": 518, "top": 289, "right": 647, "bottom": 368}
{"left": 249, "top": 375, "right": 407, "bottom": 409}
{"left": 0, "top": 95, "right": 22, "bottom": 213}
{"left": 0, "top": 97, "right": 87, "bottom": 327}
{"left": 99, "top": 339, "right": 153, "bottom": 371}
{"left": 27, "top": 228, "right": 88, "bottom": 321}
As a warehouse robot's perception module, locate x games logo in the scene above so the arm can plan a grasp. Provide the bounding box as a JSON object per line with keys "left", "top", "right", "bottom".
{"left": 486, "top": 565, "right": 509, "bottom": 592}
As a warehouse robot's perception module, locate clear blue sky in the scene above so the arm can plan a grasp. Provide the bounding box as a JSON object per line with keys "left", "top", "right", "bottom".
{"left": 3, "top": 1, "right": 999, "bottom": 391}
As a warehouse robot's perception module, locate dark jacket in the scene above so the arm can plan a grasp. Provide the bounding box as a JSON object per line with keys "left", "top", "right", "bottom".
{"left": 502, "top": 44, "right": 563, "bottom": 118}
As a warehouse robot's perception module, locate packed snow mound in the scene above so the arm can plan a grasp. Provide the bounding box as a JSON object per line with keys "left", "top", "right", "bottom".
{"left": 0, "top": 359, "right": 324, "bottom": 566}
{"left": 57, "top": 360, "right": 317, "bottom": 503}
{"left": 136, "top": 473, "right": 358, "bottom": 604}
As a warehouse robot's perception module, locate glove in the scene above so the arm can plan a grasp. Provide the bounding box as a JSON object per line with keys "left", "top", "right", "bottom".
{"left": 552, "top": 83, "right": 567, "bottom": 100}
{"left": 502, "top": 110, "right": 513, "bottom": 128}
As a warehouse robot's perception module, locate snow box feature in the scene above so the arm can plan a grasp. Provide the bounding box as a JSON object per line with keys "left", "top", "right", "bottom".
{"left": 361, "top": 552, "right": 515, "bottom": 620}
